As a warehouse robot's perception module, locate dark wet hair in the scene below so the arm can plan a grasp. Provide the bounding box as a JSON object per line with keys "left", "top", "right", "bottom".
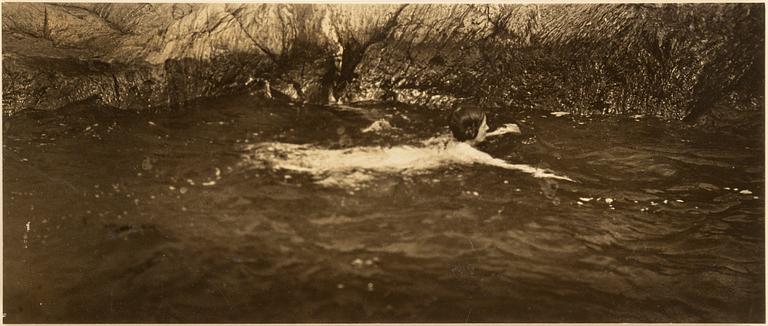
{"left": 449, "top": 105, "right": 486, "bottom": 141}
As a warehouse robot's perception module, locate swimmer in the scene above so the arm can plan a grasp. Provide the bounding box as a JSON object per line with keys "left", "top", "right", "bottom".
{"left": 442, "top": 105, "right": 573, "bottom": 181}
{"left": 243, "top": 106, "right": 573, "bottom": 186}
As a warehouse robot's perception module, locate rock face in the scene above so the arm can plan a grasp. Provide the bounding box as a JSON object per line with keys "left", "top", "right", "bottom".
{"left": 2, "top": 3, "right": 763, "bottom": 123}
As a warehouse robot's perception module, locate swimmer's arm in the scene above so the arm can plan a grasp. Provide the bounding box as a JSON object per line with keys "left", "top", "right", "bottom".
{"left": 485, "top": 123, "right": 521, "bottom": 137}
{"left": 466, "top": 147, "right": 573, "bottom": 181}
{"left": 488, "top": 159, "right": 574, "bottom": 182}
{"left": 452, "top": 142, "right": 573, "bottom": 181}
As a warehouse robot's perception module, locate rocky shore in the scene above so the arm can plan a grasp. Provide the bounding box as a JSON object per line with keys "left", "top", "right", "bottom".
{"left": 2, "top": 3, "right": 763, "bottom": 125}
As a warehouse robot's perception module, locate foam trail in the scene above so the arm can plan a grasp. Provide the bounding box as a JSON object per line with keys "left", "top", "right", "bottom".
{"left": 243, "top": 141, "right": 575, "bottom": 186}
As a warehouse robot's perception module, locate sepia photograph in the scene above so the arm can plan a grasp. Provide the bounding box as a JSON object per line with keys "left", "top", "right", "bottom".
{"left": 2, "top": 2, "right": 765, "bottom": 323}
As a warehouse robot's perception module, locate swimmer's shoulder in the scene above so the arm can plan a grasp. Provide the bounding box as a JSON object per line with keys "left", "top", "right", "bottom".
{"left": 445, "top": 141, "right": 495, "bottom": 163}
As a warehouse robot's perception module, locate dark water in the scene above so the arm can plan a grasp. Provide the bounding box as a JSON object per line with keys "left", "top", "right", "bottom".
{"left": 3, "top": 94, "right": 764, "bottom": 323}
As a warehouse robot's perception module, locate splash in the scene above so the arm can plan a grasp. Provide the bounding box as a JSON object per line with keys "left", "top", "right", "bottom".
{"left": 242, "top": 137, "right": 573, "bottom": 187}
{"left": 362, "top": 119, "right": 397, "bottom": 133}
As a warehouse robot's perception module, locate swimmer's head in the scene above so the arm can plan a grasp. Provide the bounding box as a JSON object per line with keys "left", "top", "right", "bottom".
{"left": 449, "top": 105, "right": 489, "bottom": 143}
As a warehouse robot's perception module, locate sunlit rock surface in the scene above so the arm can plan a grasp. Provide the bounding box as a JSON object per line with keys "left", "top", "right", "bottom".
{"left": 2, "top": 3, "right": 763, "bottom": 125}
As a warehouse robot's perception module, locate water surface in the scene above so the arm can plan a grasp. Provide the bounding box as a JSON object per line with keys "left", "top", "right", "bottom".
{"left": 3, "top": 94, "right": 764, "bottom": 322}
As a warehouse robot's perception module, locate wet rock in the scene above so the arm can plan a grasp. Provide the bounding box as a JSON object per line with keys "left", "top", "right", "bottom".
{"left": 269, "top": 81, "right": 302, "bottom": 101}
{"left": 247, "top": 78, "right": 273, "bottom": 99}
{"left": 2, "top": 54, "right": 167, "bottom": 114}
{"left": 362, "top": 119, "right": 394, "bottom": 133}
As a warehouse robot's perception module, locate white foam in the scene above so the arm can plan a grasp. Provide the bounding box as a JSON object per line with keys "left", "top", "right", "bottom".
{"left": 243, "top": 140, "right": 573, "bottom": 186}
{"left": 362, "top": 119, "right": 396, "bottom": 133}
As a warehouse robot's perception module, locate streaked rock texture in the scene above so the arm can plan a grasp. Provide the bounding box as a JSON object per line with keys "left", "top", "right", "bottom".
{"left": 2, "top": 3, "right": 763, "bottom": 124}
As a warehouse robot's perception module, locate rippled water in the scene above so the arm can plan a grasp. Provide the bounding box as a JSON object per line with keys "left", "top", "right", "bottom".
{"left": 3, "top": 94, "right": 764, "bottom": 323}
